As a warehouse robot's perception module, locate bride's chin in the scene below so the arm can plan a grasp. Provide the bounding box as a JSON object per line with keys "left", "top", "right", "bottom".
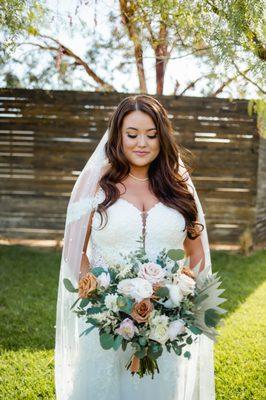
{"left": 130, "top": 160, "right": 151, "bottom": 168}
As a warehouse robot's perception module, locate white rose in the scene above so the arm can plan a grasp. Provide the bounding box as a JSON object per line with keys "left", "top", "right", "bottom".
{"left": 178, "top": 273, "right": 196, "bottom": 296}
{"left": 165, "top": 284, "right": 184, "bottom": 307}
{"left": 96, "top": 272, "right": 110, "bottom": 289}
{"left": 104, "top": 293, "right": 119, "bottom": 312}
{"left": 130, "top": 277, "right": 153, "bottom": 302}
{"left": 168, "top": 319, "right": 186, "bottom": 341}
{"left": 138, "top": 262, "right": 166, "bottom": 284}
{"left": 117, "top": 278, "right": 135, "bottom": 297}
{"left": 149, "top": 315, "right": 169, "bottom": 344}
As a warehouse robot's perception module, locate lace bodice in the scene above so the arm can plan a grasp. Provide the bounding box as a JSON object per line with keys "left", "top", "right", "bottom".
{"left": 87, "top": 187, "right": 187, "bottom": 268}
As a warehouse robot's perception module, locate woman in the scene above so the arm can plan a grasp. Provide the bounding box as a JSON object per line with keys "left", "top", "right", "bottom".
{"left": 55, "top": 95, "right": 215, "bottom": 399}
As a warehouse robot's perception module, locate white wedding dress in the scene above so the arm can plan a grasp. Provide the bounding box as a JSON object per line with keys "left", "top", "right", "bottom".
{"left": 68, "top": 187, "right": 215, "bottom": 400}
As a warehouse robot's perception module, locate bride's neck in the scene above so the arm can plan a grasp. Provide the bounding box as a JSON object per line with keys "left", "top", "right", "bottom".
{"left": 129, "top": 166, "right": 149, "bottom": 180}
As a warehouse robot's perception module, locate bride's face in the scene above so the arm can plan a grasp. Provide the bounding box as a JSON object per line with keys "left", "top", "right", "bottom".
{"left": 121, "top": 110, "right": 160, "bottom": 168}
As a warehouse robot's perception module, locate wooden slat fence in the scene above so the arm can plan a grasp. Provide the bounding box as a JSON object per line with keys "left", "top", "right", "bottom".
{"left": 0, "top": 88, "right": 265, "bottom": 247}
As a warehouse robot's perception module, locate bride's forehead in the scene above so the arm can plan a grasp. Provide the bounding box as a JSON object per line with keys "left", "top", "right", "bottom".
{"left": 121, "top": 111, "right": 156, "bottom": 130}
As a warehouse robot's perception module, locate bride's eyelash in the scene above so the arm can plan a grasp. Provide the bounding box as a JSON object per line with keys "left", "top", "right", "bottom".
{"left": 127, "top": 133, "right": 157, "bottom": 139}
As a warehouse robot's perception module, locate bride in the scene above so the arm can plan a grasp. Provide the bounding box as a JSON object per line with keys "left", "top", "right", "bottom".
{"left": 54, "top": 95, "right": 215, "bottom": 399}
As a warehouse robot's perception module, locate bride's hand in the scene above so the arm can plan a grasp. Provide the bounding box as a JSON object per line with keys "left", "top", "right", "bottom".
{"left": 79, "top": 252, "right": 91, "bottom": 280}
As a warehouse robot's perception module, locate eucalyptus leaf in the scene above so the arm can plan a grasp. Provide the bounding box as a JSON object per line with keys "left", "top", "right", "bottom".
{"left": 155, "top": 286, "right": 169, "bottom": 298}
{"left": 186, "top": 336, "right": 193, "bottom": 345}
{"left": 113, "top": 335, "right": 123, "bottom": 350}
{"left": 117, "top": 296, "right": 133, "bottom": 314}
{"left": 167, "top": 249, "right": 184, "bottom": 261}
{"left": 63, "top": 278, "right": 78, "bottom": 293}
{"left": 188, "top": 325, "right": 202, "bottom": 335}
{"left": 86, "top": 306, "right": 102, "bottom": 314}
{"left": 139, "top": 337, "right": 147, "bottom": 346}
{"left": 91, "top": 267, "right": 106, "bottom": 277}
{"left": 135, "top": 348, "right": 146, "bottom": 359}
{"left": 99, "top": 332, "right": 114, "bottom": 350}
{"left": 79, "top": 298, "right": 91, "bottom": 308}
{"left": 171, "top": 264, "right": 180, "bottom": 273}
{"left": 147, "top": 342, "right": 163, "bottom": 359}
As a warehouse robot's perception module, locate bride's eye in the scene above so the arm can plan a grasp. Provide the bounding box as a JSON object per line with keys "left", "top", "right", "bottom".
{"left": 126, "top": 133, "right": 158, "bottom": 139}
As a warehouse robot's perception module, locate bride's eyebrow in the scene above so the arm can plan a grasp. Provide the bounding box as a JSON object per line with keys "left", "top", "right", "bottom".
{"left": 126, "top": 127, "right": 157, "bottom": 131}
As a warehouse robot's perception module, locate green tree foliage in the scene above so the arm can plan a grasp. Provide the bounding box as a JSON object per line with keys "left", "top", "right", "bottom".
{"left": 0, "top": 0, "right": 265, "bottom": 101}
{"left": 0, "top": 0, "right": 45, "bottom": 50}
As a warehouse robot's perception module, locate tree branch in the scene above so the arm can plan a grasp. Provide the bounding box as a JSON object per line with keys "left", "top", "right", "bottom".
{"left": 232, "top": 61, "right": 266, "bottom": 94}
{"left": 210, "top": 68, "right": 250, "bottom": 96}
{"left": 20, "top": 34, "right": 116, "bottom": 91}
{"left": 179, "top": 74, "right": 213, "bottom": 95}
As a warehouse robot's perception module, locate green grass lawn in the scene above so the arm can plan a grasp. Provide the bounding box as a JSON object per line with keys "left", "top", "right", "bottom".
{"left": 0, "top": 245, "right": 265, "bottom": 399}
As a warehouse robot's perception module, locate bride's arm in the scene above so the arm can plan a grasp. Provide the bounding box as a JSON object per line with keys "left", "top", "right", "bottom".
{"left": 183, "top": 235, "right": 205, "bottom": 272}
{"left": 79, "top": 252, "right": 91, "bottom": 279}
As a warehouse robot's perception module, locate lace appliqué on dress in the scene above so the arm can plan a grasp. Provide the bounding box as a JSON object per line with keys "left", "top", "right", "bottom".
{"left": 65, "top": 187, "right": 105, "bottom": 226}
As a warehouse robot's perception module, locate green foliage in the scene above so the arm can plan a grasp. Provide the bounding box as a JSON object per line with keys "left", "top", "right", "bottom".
{"left": 0, "top": 245, "right": 265, "bottom": 398}
{"left": 91, "top": 266, "right": 107, "bottom": 277}
{"left": 188, "top": 325, "right": 202, "bottom": 335}
{"left": 63, "top": 278, "right": 77, "bottom": 293}
{"left": 99, "top": 332, "right": 114, "bottom": 350}
{"left": 79, "top": 324, "right": 96, "bottom": 337}
{"left": 0, "top": 0, "right": 45, "bottom": 49}
{"left": 248, "top": 98, "right": 266, "bottom": 138}
{"left": 136, "top": 0, "right": 265, "bottom": 96}
{"left": 147, "top": 341, "right": 163, "bottom": 359}
{"left": 113, "top": 334, "right": 123, "bottom": 350}
{"left": 154, "top": 286, "right": 169, "bottom": 298}
{"left": 205, "top": 308, "right": 221, "bottom": 328}
{"left": 167, "top": 248, "right": 185, "bottom": 261}
{"left": 117, "top": 295, "right": 134, "bottom": 314}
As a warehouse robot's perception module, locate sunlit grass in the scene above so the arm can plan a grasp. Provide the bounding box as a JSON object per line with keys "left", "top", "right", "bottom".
{"left": 0, "top": 245, "right": 265, "bottom": 399}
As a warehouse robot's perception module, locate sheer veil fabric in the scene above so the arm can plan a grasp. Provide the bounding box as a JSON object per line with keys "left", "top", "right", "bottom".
{"left": 54, "top": 127, "right": 214, "bottom": 399}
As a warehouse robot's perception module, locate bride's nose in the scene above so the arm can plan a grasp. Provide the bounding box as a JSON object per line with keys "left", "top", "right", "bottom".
{"left": 137, "top": 134, "right": 148, "bottom": 147}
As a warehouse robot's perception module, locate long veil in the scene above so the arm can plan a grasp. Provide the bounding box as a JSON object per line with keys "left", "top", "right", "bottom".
{"left": 54, "top": 127, "right": 214, "bottom": 399}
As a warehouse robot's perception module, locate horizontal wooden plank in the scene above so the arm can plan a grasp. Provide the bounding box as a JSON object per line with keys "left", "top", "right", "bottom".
{"left": 0, "top": 178, "right": 74, "bottom": 192}
{"left": 0, "top": 196, "right": 68, "bottom": 213}
{"left": 0, "top": 216, "right": 65, "bottom": 229}
{"left": 0, "top": 228, "right": 64, "bottom": 240}
{"left": 0, "top": 88, "right": 253, "bottom": 113}
{"left": 0, "top": 88, "right": 262, "bottom": 245}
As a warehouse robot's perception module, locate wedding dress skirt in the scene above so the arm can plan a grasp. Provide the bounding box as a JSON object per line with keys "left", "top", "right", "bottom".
{"left": 68, "top": 188, "right": 215, "bottom": 400}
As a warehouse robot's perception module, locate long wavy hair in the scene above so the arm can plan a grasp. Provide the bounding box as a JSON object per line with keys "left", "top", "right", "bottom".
{"left": 96, "top": 94, "right": 203, "bottom": 240}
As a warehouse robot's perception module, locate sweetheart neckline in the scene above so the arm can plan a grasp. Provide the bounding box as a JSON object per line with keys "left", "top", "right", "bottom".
{"left": 95, "top": 187, "right": 162, "bottom": 215}
{"left": 118, "top": 197, "right": 162, "bottom": 214}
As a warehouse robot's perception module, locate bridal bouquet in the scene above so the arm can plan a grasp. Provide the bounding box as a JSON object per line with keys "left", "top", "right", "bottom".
{"left": 64, "top": 240, "right": 227, "bottom": 378}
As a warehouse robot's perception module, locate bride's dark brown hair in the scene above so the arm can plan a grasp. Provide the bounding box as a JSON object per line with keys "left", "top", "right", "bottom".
{"left": 96, "top": 94, "right": 204, "bottom": 239}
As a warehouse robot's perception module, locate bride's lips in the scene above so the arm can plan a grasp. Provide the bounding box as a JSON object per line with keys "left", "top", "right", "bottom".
{"left": 134, "top": 151, "right": 150, "bottom": 156}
